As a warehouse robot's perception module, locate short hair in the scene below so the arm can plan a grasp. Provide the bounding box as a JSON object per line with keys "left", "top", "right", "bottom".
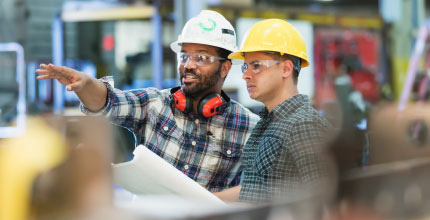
{"left": 216, "top": 47, "right": 232, "bottom": 62}
{"left": 264, "top": 51, "right": 301, "bottom": 84}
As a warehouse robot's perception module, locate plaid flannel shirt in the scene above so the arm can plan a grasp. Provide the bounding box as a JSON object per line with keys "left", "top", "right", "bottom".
{"left": 81, "top": 78, "right": 259, "bottom": 192}
{"left": 239, "top": 94, "right": 335, "bottom": 203}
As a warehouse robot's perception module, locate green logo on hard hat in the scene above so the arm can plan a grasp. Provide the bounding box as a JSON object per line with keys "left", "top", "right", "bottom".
{"left": 199, "top": 18, "right": 216, "bottom": 31}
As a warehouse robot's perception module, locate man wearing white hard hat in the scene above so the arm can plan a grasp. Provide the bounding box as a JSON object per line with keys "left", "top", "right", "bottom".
{"left": 36, "top": 10, "right": 259, "bottom": 192}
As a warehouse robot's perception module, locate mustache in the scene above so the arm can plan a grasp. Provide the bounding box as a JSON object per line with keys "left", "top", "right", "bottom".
{"left": 180, "top": 69, "right": 199, "bottom": 78}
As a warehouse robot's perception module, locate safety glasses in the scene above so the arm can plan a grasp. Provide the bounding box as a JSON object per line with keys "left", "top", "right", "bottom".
{"left": 178, "top": 53, "right": 226, "bottom": 66}
{"left": 241, "top": 60, "right": 281, "bottom": 74}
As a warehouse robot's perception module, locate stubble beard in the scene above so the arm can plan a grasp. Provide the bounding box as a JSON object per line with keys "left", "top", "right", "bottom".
{"left": 180, "top": 65, "right": 222, "bottom": 99}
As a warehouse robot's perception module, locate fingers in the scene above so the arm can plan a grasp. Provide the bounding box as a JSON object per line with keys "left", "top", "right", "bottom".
{"left": 39, "top": 63, "right": 56, "bottom": 70}
{"left": 35, "top": 69, "right": 47, "bottom": 76}
{"left": 36, "top": 64, "right": 86, "bottom": 91}
{"left": 37, "top": 63, "right": 66, "bottom": 74}
{"left": 36, "top": 75, "right": 51, "bottom": 80}
{"left": 35, "top": 68, "right": 55, "bottom": 80}
{"left": 66, "top": 81, "right": 79, "bottom": 91}
{"left": 36, "top": 63, "right": 55, "bottom": 77}
{"left": 46, "top": 64, "right": 69, "bottom": 73}
{"left": 39, "top": 63, "right": 49, "bottom": 69}
{"left": 36, "top": 63, "right": 73, "bottom": 81}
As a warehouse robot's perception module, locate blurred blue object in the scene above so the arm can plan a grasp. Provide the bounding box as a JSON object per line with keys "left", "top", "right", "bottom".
{"left": 356, "top": 118, "right": 367, "bottom": 130}
{"left": 122, "top": 79, "right": 178, "bottom": 91}
{"left": 0, "top": 42, "right": 26, "bottom": 138}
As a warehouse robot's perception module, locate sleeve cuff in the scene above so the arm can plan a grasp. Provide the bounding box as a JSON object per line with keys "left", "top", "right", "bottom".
{"left": 80, "top": 77, "right": 114, "bottom": 116}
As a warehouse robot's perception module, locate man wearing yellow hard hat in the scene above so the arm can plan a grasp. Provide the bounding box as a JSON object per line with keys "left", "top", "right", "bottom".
{"left": 215, "top": 19, "right": 336, "bottom": 204}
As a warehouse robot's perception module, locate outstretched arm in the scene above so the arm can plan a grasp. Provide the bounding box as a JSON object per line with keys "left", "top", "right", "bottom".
{"left": 36, "top": 64, "right": 108, "bottom": 111}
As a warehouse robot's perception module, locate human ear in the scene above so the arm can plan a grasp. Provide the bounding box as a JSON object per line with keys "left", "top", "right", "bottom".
{"left": 282, "top": 60, "right": 294, "bottom": 78}
{"left": 221, "top": 60, "right": 232, "bottom": 79}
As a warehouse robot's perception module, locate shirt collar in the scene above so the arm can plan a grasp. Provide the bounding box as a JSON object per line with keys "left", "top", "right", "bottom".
{"left": 259, "top": 94, "right": 309, "bottom": 121}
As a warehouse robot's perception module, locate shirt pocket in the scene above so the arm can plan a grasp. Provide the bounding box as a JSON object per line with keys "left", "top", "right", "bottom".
{"left": 253, "top": 137, "right": 282, "bottom": 175}
{"left": 152, "top": 111, "right": 184, "bottom": 140}
{"left": 148, "top": 114, "right": 183, "bottom": 161}
{"left": 202, "top": 135, "right": 241, "bottom": 173}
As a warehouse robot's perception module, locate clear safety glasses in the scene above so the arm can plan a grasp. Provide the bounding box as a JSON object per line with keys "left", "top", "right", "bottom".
{"left": 241, "top": 60, "right": 281, "bottom": 74}
{"left": 178, "top": 53, "right": 226, "bottom": 66}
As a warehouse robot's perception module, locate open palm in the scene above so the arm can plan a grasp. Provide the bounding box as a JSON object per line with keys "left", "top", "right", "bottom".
{"left": 36, "top": 64, "right": 88, "bottom": 92}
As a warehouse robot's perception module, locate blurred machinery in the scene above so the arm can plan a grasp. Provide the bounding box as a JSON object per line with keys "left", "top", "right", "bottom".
{"left": 314, "top": 28, "right": 381, "bottom": 108}
{"left": 333, "top": 102, "right": 430, "bottom": 219}
{"left": 336, "top": 21, "right": 430, "bottom": 220}
{"left": 398, "top": 20, "right": 430, "bottom": 111}
{"left": 50, "top": 1, "right": 172, "bottom": 112}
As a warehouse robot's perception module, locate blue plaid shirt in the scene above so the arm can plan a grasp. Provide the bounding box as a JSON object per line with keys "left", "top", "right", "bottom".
{"left": 81, "top": 78, "right": 259, "bottom": 192}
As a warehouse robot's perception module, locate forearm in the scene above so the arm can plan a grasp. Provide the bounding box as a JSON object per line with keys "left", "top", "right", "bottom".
{"left": 76, "top": 78, "right": 108, "bottom": 111}
{"left": 213, "top": 185, "right": 241, "bottom": 202}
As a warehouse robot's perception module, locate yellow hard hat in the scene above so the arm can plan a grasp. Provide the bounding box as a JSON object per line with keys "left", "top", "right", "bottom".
{"left": 228, "top": 19, "right": 309, "bottom": 68}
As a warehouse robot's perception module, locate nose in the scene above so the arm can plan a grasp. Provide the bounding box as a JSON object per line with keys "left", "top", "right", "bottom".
{"left": 242, "top": 69, "right": 252, "bottom": 80}
{"left": 183, "top": 57, "right": 197, "bottom": 69}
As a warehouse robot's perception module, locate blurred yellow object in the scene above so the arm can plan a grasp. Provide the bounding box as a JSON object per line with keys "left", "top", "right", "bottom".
{"left": 0, "top": 117, "right": 66, "bottom": 220}
{"left": 228, "top": 18, "right": 309, "bottom": 67}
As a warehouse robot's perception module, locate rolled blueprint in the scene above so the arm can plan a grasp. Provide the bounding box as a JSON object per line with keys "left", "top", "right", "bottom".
{"left": 112, "top": 145, "right": 224, "bottom": 205}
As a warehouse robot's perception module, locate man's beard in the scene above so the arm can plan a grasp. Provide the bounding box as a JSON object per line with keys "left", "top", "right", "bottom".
{"left": 180, "top": 65, "right": 222, "bottom": 98}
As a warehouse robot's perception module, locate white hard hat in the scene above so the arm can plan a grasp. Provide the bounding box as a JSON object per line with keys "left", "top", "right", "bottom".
{"left": 170, "top": 10, "right": 238, "bottom": 53}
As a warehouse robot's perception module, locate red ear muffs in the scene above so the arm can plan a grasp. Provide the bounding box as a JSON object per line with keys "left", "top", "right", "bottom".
{"left": 172, "top": 89, "right": 193, "bottom": 113}
{"left": 171, "top": 87, "right": 229, "bottom": 117}
{"left": 198, "top": 93, "right": 227, "bottom": 117}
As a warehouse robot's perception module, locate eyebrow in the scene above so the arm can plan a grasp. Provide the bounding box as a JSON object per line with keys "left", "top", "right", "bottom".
{"left": 180, "top": 49, "right": 211, "bottom": 54}
{"left": 246, "top": 60, "right": 261, "bottom": 64}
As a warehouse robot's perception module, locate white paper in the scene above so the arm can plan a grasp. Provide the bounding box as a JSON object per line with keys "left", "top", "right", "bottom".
{"left": 112, "top": 145, "right": 224, "bottom": 205}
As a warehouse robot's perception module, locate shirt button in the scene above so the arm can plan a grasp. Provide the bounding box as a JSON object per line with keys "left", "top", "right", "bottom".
{"left": 184, "top": 165, "right": 189, "bottom": 170}
{"left": 195, "top": 119, "right": 199, "bottom": 124}
{"left": 163, "top": 126, "right": 168, "bottom": 131}
{"left": 226, "top": 149, "right": 232, "bottom": 155}
{"left": 191, "top": 141, "right": 196, "bottom": 146}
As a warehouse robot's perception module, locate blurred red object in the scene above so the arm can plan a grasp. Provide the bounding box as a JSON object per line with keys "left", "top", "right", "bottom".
{"left": 349, "top": 70, "right": 379, "bottom": 103}
{"left": 103, "top": 34, "right": 115, "bottom": 51}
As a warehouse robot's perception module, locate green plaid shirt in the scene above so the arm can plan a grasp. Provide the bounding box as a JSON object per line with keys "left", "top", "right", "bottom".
{"left": 239, "top": 94, "right": 335, "bottom": 203}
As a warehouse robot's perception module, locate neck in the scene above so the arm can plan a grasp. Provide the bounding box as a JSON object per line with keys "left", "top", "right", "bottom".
{"left": 265, "top": 83, "right": 298, "bottom": 112}
{"left": 192, "top": 86, "right": 222, "bottom": 113}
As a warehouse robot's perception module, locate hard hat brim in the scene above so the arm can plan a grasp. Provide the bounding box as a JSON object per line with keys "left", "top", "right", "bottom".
{"left": 170, "top": 39, "right": 237, "bottom": 54}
